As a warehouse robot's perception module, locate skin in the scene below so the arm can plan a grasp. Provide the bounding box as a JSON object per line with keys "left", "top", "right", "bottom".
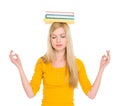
{"left": 87, "top": 50, "right": 110, "bottom": 99}
{"left": 50, "top": 27, "right": 67, "bottom": 68}
{"left": 9, "top": 27, "right": 110, "bottom": 99}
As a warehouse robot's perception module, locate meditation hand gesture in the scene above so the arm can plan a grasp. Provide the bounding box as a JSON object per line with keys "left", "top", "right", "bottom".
{"left": 100, "top": 50, "right": 110, "bottom": 71}
{"left": 9, "top": 50, "right": 22, "bottom": 68}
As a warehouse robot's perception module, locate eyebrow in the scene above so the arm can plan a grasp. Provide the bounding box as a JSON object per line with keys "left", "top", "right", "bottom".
{"left": 60, "top": 33, "right": 65, "bottom": 35}
{"left": 51, "top": 34, "right": 56, "bottom": 36}
{"left": 52, "top": 33, "right": 65, "bottom": 36}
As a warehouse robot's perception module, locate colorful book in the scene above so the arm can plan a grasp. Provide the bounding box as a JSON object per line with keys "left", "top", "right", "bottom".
{"left": 44, "top": 11, "right": 75, "bottom": 24}
{"left": 45, "top": 11, "right": 74, "bottom": 15}
{"left": 45, "top": 14, "right": 74, "bottom": 20}
{"left": 43, "top": 18, "right": 74, "bottom": 24}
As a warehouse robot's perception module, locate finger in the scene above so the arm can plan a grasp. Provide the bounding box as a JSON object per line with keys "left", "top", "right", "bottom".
{"left": 9, "top": 50, "right": 15, "bottom": 58}
{"left": 10, "top": 51, "right": 17, "bottom": 57}
{"left": 14, "top": 53, "right": 19, "bottom": 59}
{"left": 10, "top": 50, "right": 13, "bottom": 54}
{"left": 106, "top": 50, "right": 110, "bottom": 61}
{"left": 102, "top": 55, "right": 107, "bottom": 60}
{"left": 106, "top": 50, "right": 110, "bottom": 56}
{"left": 9, "top": 52, "right": 17, "bottom": 60}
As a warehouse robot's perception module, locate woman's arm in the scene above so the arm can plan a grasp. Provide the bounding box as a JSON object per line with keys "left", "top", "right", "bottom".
{"left": 9, "top": 50, "right": 34, "bottom": 98}
{"left": 87, "top": 50, "right": 110, "bottom": 99}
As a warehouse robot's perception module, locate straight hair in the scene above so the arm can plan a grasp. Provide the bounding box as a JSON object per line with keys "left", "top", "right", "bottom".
{"left": 42, "top": 22, "right": 78, "bottom": 88}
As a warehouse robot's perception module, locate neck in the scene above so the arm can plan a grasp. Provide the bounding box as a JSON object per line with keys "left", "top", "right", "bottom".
{"left": 54, "top": 50, "right": 66, "bottom": 61}
{"left": 52, "top": 50, "right": 66, "bottom": 68}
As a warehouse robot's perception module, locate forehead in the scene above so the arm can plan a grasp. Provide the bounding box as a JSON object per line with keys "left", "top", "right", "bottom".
{"left": 52, "top": 27, "right": 65, "bottom": 35}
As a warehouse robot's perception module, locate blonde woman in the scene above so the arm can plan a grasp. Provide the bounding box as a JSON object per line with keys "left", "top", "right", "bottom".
{"left": 9, "top": 22, "right": 110, "bottom": 106}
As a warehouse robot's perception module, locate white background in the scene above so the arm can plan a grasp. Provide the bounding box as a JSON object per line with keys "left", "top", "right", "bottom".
{"left": 0, "top": 0, "right": 120, "bottom": 106}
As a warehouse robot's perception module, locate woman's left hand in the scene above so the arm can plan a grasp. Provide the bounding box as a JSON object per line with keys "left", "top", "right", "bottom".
{"left": 100, "top": 50, "right": 110, "bottom": 70}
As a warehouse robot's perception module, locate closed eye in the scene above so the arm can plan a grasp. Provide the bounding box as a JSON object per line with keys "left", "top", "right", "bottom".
{"left": 51, "top": 35, "right": 57, "bottom": 39}
{"left": 61, "top": 36, "right": 66, "bottom": 38}
{"left": 60, "top": 33, "right": 66, "bottom": 38}
{"left": 51, "top": 36, "right": 56, "bottom": 39}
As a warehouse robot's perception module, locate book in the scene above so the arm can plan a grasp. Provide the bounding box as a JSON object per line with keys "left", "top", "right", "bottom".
{"left": 44, "top": 11, "right": 75, "bottom": 24}
{"left": 44, "top": 18, "right": 74, "bottom": 24}
{"left": 45, "top": 14, "right": 74, "bottom": 20}
{"left": 45, "top": 11, "right": 74, "bottom": 15}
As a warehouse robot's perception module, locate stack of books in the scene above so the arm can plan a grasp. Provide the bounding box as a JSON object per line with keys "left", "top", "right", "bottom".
{"left": 44, "top": 11, "right": 75, "bottom": 24}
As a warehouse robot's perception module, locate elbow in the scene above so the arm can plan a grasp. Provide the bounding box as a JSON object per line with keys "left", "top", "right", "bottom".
{"left": 88, "top": 95, "right": 96, "bottom": 99}
{"left": 28, "top": 95, "right": 34, "bottom": 98}
{"left": 87, "top": 92, "right": 96, "bottom": 99}
{"left": 27, "top": 93, "right": 34, "bottom": 98}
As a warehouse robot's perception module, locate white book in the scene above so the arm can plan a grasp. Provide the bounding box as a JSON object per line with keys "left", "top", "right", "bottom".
{"left": 45, "top": 11, "right": 74, "bottom": 15}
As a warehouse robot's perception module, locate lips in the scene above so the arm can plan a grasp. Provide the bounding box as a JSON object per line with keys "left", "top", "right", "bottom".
{"left": 56, "top": 44, "right": 62, "bottom": 46}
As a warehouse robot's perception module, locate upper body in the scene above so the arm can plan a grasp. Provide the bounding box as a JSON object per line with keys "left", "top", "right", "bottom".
{"left": 30, "top": 57, "right": 91, "bottom": 106}
{"left": 9, "top": 22, "right": 110, "bottom": 106}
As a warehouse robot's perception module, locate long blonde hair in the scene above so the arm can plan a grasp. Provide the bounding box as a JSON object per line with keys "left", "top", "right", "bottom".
{"left": 42, "top": 22, "right": 78, "bottom": 88}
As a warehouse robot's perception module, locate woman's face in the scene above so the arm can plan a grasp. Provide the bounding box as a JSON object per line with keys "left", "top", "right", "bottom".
{"left": 51, "top": 27, "right": 67, "bottom": 52}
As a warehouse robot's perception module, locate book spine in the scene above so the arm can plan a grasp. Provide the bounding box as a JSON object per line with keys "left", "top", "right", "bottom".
{"left": 45, "top": 11, "right": 74, "bottom": 15}
{"left": 45, "top": 14, "right": 74, "bottom": 19}
{"left": 45, "top": 17, "right": 74, "bottom": 20}
{"left": 44, "top": 18, "right": 74, "bottom": 24}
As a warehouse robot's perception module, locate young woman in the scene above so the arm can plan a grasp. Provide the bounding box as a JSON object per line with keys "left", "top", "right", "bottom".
{"left": 9, "top": 22, "right": 110, "bottom": 106}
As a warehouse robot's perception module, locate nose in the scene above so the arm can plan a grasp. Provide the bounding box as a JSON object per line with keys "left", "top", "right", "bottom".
{"left": 56, "top": 37, "right": 61, "bottom": 43}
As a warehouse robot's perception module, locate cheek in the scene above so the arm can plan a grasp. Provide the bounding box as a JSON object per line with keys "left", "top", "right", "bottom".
{"left": 51, "top": 39, "right": 55, "bottom": 47}
{"left": 63, "top": 39, "right": 67, "bottom": 45}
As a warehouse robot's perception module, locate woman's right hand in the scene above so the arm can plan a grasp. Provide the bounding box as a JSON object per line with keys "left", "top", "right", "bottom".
{"left": 9, "top": 50, "right": 22, "bottom": 68}
{"left": 9, "top": 50, "right": 34, "bottom": 98}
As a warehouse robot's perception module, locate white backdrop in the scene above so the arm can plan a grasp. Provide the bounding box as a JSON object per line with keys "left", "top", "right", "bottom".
{"left": 0, "top": 0, "right": 120, "bottom": 106}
